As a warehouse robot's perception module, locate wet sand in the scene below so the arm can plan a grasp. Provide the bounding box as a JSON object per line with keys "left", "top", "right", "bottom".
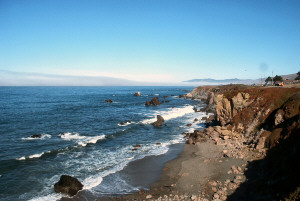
{"left": 95, "top": 140, "right": 247, "bottom": 200}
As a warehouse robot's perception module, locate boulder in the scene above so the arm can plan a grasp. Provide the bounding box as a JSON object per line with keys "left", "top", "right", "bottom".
{"left": 145, "top": 97, "right": 160, "bottom": 106}
{"left": 134, "top": 92, "right": 141, "bottom": 96}
{"left": 201, "top": 117, "right": 208, "bottom": 121}
{"left": 54, "top": 175, "right": 83, "bottom": 196}
{"left": 153, "top": 115, "right": 164, "bottom": 127}
{"left": 105, "top": 99, "right": 113, "bottom": 103}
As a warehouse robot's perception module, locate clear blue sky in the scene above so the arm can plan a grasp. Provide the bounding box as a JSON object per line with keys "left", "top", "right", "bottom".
{"left": 0, "top": 0, "right": 299, "bottom": 84}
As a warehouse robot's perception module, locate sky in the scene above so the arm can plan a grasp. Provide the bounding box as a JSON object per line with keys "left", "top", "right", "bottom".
{"left": 0, "top": 0, "right": 300, "bottom": 85}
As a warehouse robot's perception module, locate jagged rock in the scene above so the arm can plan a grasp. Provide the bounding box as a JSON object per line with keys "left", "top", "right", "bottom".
{"left": 185, "top": 93, "right": 193, "bottom": 98}
{"left": 54, "top": 175, "right": 83, "bottom": 196}
{"left": 256, "top": 136, "right": 266, "bottom": 150}
{"left": 145, "top": 97, "right": 160, "bottom": 106}
{"left": 105, "top": 99, "right": 113, "bottom": 103}
{"left": 221, "top": 130, "right": 232, "bottom": 136}
{"left": 134, "top": 92, "right": 141, "bottom": 96}
{"left": 274, "top": 109, "right": 285, "bottom": 126}
{"left": 153, "top": 115, "right": 164, "bottom": 127}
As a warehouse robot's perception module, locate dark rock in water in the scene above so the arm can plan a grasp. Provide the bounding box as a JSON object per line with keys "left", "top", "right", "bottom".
{"left": 105, "top": 99, "right": 113, "bottom": 103}
{"left": 54, "top": 175, "right": 83, "bottom": 196}
{"left": 120, "top": 120, "right": 131, "bottom": 125}
{"left": 201, "top": 117, "right": 208, "bottom": 121}
{"left": 186, "top": 124, "right": 192, "bottom": 127}
{"left": 31, "top": 134, "right": 42, "bottom": 138}
{"left": 156, "top": 142, "right": 161, "bottom": 145}
{"left": 153, "top": 115, "right": 165, "bottom": 127}
{"left": 200, "top": 108, "right": 206, "bottom": 112}
{"left": 194, "top": 118, "right": 199, "bottom": 122}
{"left": 145, "top": 97, "right": 160, "bottom": 106}
{"left": 134, "top": 144, "right": 141, "bottom": 148}
{"left": 178, "top": 95, "right": 185, "bottom": 98}
{"left": 134, "top": 92, "right": 141, "bottom": 96}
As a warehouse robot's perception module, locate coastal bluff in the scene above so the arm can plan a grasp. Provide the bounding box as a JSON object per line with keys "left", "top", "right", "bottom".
{"left": 182, "top": 84, "right": 300, "bottom": 200}
{"left": 107, "top": 84, "right": 300, "bottom": 201}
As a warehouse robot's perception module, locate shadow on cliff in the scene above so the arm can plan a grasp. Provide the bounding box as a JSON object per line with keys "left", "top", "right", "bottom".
{"left": 228, "top": 115, "right": 300, "bottom": 201}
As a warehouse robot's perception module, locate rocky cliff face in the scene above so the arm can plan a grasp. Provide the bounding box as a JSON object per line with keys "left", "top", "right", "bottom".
{"left": 189, "top": 85, "right": 300, "bottom": 149}
{"left": 187, "top": 85, "right": 300, "bottom": 200}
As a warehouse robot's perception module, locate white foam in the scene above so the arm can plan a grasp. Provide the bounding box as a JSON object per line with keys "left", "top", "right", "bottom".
{"left": 141, "top": 105, "right": 195, "bottom": 124}
{"left": 21, "top": 134, "right": 52, "bottom": 140}
{"left": 83, "top": 175, "right": 103, "bottom": 190}
{"left": 118, "top": 122, "right": 132, "bottom": 126}
{"left": 16, "top": 156, "right": 26, "bottom": 160}
{"left": 77, "top": 135, "right": 106, "bottom": 147}
{"left": 28, "top": 193, "right": 61, "bottom": 201}
{"left": 28, "top": 152, "right": 44, "bottom": 159}
{"left": 59, "top": 132, "right": 85, "bottom": 140}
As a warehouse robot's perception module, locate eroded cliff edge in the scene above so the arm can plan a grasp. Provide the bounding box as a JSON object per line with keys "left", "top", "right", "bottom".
{"left": 185, "top": 85, "right": 300, "bottom": 200}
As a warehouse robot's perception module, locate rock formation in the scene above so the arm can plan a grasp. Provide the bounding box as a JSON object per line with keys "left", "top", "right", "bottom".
{"left": 145, "top": 97, "right": 160, "bottom": 106}
{"left": 54, "top": 175, "right": 83, "bottom": 196}
{"left": 105, "top": 99, "right": 113, "bottom": 103}
{"left": 153, "top": 115, "right": 164, "bottom": 127}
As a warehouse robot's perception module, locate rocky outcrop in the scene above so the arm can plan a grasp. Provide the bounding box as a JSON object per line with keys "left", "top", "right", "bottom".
{"left": 134, "top": 92, "right": 141, "bottom": 96}
{"left": 105, "top": 99, "right": 113, "bottom": 103}
{"left": 214, "top": 92, "right": 252, "bottom": 126}
{"left": 145, "top": 97, "right": 160, "bottom": 106}
{"left": 153, "top": 115, "right": 164, "bottom": 127}
{"left": 54, "top": 175, "right": 83, "bottom": 196}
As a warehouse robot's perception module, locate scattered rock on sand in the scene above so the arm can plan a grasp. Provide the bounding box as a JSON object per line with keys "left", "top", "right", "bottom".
{"left": 54, "top": 175, "right": 83, "bottom": 196}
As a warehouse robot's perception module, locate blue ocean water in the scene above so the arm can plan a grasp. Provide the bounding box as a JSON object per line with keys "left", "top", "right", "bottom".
{"left": 0, "top": 86, "right": 207, "bottom": 201}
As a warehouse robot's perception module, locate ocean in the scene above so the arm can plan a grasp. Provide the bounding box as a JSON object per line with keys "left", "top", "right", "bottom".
{"left": 0, "top": 86, "right": 207, "bottom": 201}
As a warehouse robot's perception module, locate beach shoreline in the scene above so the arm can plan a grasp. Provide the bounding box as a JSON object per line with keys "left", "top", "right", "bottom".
{"left": 61, "top": 84, "right": 300, "bottom": 201}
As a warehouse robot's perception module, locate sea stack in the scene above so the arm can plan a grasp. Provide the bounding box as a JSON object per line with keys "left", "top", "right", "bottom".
{"left": 54, "top": 175, "right": 83, "bottom": 196}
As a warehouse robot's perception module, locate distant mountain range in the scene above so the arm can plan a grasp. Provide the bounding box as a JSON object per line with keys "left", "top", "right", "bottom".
{"left": 183, "top": 73, "right": 298, "bottom": 85}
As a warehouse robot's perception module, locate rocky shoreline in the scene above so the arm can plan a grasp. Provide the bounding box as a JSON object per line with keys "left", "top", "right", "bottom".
{"left": 66, "top": 85, "right": 300, "bottom": 201}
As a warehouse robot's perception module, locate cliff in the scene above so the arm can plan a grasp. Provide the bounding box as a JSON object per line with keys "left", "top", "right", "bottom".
{"left": 186, "top": 84, "right": 300, "bottom": 200}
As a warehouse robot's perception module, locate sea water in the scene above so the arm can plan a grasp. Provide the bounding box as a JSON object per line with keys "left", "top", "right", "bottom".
{"left": 0, "top": 86, "right": 208, "bottom": 201}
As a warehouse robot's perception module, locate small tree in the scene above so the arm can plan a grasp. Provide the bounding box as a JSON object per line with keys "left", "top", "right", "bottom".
{"left": 273, "top": 75, "right": 283, "bottom": 82}
{"left": 265, "top": 76, "right": 272, "bottom": 83}
{"left": 295, "top": 71, "right": 300, "bottom": 80}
